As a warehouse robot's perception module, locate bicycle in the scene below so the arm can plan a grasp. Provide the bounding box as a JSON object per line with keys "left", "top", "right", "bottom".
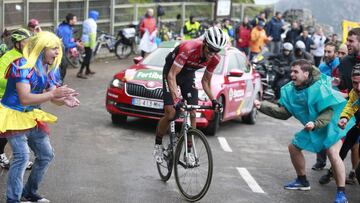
{"left": 156, "top": 102, "right": 214, "bottom": 202}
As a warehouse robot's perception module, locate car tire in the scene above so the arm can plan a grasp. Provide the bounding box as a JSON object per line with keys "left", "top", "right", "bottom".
{"left": 111, "top": 114, "right": 127, "bottom": 125}
{"left": 242, "top": 94, "right": 258, "bottom": 125}
{"left": 203, "top": 96, "right": 224, "bottom": 136}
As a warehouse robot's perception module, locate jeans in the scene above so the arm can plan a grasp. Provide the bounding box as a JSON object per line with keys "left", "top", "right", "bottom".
{"left": 269, "top": 41, "right": 281, "bottom": 55}
{"left": 6, "top": 128, "right": 54, "bottom": 203}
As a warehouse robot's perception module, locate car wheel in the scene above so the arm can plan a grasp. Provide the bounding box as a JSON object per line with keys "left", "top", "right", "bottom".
{"left": 203, "top": 96, "right": 224, "bottom": 136}
{"left": 242, "top": 94, "right": 258, "bottom": 125}
{"left": 111, "top": 114, "right": 127, "bottom": 125}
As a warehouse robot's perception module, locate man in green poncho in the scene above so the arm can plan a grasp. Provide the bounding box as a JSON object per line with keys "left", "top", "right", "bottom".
{"left": 254, "top": 59, "right": 350, "bottom": 203}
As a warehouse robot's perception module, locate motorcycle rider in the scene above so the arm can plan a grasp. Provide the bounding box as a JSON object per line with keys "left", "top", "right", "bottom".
{"left": 294, "top": 40, "right": 314, "bottom": 65}
{"left": 269, "top": 42, "right": 295, "bottom": 99}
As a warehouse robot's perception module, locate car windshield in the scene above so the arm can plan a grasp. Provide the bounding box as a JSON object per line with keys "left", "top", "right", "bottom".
{"left": 141, "top": 48, "right": 173, "bottom": 67}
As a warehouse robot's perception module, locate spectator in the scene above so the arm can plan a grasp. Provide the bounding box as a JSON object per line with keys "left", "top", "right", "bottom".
{"left": 266, "top": 11, "right": 285, "bottom": 55}
{"left": 296, "top": 29, "right": 314, "bottom": 53}
{"left": 222, "top": 18, "right": 234, "bottom": 44}
{"left": 294, "top": 40, "right": 314, "bottom": 64}
{"left": 311, "top": 27, "right": 327, "bottom": 67}
{"left": 319, "top": 42, "right": 340, "bottom": 77}
{"left": 183, "top": 15, "right": 201, "bottom": 40}
{"left": 236, "top": 16, "right": 252, "bottom": 56}
{"left": 249, "top": 21, "right": 272, "bottom": 60}
{"left": 174, "top": 14, "right": 183, "bottom": 38}
{"left": 27, "top": 19, "right": 42, "bottom": 35}
{"left": 285, "top": 21, "right": 303, "bottom": 45}
{"left": 337, "top": 44, "right": 348, "bottom": 61}
{"left": 139, "top": 8, "right": 158, "bottom": 57}
{"left": 251, "top": 11, "right": 267, "bottom": 27}
{"left": 56, "top": 13, "right": 83, "bottom": 53}
{"left": 77, "top": 10, "right": 99, "bottom": 79}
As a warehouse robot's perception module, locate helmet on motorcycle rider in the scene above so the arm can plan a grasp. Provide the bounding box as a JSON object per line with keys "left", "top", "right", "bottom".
{"left": 283, "top": 42, "right": 293, "bottom": 51}
{"left": 204, "top": 26, "right": 228, "bottom": 52}
{"left": 295, "top": 41, "right": 306, "bottom": 50}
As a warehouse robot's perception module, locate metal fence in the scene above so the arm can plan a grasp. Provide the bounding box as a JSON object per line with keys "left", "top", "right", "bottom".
{"left": 0, "top": 0, "right": 274, "bottom": 36}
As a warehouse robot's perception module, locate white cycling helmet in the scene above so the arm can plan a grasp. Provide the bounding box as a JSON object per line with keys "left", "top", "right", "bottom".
{"left": 283, "top": 42, "right": 293, "bottom": 51}
{"left": 204, "top": 26, "right": 228, "bottom": 51}
{"left": 295, "top": 40, "right": 306, "bottom": 50}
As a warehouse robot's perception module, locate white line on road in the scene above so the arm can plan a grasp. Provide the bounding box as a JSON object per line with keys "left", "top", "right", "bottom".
{"left": 236, "top": 167, "right": 265, "bottom": 194}
{"left": 218, "top": 137, "right": 233, "bottom": 152}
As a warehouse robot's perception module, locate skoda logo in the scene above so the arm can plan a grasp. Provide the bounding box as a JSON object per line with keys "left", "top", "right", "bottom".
{"left": 146, "top": 81, "right": 155, "bottom": 88}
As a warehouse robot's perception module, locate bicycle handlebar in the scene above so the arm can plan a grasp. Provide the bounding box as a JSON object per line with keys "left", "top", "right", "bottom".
{"left": 181, "top": 104, "right": 215, "bottom": 111}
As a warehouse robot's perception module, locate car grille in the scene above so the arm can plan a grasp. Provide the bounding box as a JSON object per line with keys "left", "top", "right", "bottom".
{"left": 126, "top": 83, "right": 163, "bottom": 100}
{"left": 115, "top": 103, "right": 164, "bottom": 118}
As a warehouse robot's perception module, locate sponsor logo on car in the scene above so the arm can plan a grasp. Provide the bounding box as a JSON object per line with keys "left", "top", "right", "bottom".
{"left": 134, "top": 70, "right": 162, "bottom": 81}
{"left": 229, "top": 88, "right": 244, "bottom": 101}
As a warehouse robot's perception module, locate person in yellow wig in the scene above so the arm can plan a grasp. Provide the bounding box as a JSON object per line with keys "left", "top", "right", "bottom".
{"left": 0, "top": 31, "right": 80, "bottom": 203}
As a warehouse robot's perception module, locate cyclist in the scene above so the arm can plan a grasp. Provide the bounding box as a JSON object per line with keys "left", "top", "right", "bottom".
{"left": 153, "top": 26, "right": 227, "bottom": 163}
{"left": 0, "top": 28, "right": 33, "bottom": 170}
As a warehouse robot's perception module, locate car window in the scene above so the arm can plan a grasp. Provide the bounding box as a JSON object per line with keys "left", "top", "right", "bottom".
{"left": 236, "top": 52, "right": 250, "bottom": 73}
{"left": 196, "top": 54, "right": 225, "bottom": 74}
{"left": 141, "top": 48, "right": 173, "bottom": 67}
{"left": 227, "top": 52, "right": 241, "bottom": 71}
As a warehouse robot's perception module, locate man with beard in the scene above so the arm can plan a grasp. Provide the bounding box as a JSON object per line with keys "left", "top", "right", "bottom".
{"left": 254, "top": 59, "right": 351, "bottom": 203}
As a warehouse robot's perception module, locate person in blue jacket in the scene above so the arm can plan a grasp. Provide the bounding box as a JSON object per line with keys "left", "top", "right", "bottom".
{"left": 56, "top": 13, "right": 83, "bottom": 53}
{"left": 266, "top": 12, "right": 286, "bottom": 55}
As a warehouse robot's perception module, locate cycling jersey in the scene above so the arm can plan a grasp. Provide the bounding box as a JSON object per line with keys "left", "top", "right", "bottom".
{"left": 164, "top": 39, "right": 220, "bottom": 75}
{"left": 162, "top": 39, "right": 220, "bottom": 106}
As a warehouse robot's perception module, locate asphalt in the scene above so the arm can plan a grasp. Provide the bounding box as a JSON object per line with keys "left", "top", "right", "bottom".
{"left": 1, "top": 56, "right": 360, "bottom": 203}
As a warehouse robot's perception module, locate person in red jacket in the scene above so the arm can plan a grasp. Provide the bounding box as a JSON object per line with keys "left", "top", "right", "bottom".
{"left": 139, "top": 8, "right": 157, "bottom": 57}
{"left": 236, "top": 17, "right": 252, "bottom": 57}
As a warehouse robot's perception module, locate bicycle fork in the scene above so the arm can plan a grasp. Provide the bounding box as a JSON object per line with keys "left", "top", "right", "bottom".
{"left": 183, "top": 111, "right": 198, "bottom": 167}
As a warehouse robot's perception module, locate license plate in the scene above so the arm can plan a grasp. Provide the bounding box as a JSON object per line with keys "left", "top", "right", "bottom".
{"left": 132, "top": 98, "right": 164, "bottom": 109}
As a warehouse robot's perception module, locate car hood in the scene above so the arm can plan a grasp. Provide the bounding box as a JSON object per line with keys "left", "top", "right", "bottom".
{"left": 115, "top": 64, "right": 224, "bottom": 90}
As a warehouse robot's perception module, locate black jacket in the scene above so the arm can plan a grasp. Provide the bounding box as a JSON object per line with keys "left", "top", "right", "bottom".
{"left": 338, "top": 55, "right": 357, "bottom": 92}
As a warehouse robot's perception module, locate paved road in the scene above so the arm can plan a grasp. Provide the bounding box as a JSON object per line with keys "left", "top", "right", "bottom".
{"left": 1, "top": 57, "right": 359, "bottom": 203}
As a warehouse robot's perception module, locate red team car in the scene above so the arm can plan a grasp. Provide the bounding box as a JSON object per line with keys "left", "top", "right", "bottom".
{"left": 106, "top": 41, "right": 262, "bottom": 135}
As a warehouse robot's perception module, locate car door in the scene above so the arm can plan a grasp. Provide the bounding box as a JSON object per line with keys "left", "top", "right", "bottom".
{"left": 223, "top": 50, "right": 247, "bottom": 118}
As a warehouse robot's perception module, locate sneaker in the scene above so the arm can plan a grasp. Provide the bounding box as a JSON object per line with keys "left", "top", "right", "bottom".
{"left": 284, "top": 178, "right": 311, "bottom": 190}
{"left": 345, "top": 171, "right": 356, "bottom": 185}
{"left": 311, "top": 162, "right": 326, "bottom": 171}
{"left": 333, "top": 191, "right": 348, "bottom": 203}
{"left": 85, "top": 70, "right": 95, "bottom": 75}
{"left": 153, "top": 144, "right": 164, "bottom": 163}
{"left": 319, "top": 169, "right": 333, "bottom": 185}
{"left": 186, "top": 153, "right": 196, "bottom": 167}
{"left": 76, "top": 73, "right": 87, "bottom": 79}
{"left": 21, "top": 194, "right": 50, "bottom": 203}
{"left": 0, "top": 153, "right": 10, "bottom": 169}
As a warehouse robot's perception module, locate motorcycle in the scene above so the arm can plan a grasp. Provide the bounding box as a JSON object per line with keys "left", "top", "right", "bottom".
{"left": 252, "top": 53, "right": 276, "bottom": 101}
{"left": 115, "top": 22, "right": 140, "bottom": 59}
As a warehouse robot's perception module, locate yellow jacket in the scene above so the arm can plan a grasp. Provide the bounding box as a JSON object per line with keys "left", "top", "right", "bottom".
{"left": 249, "top": 28, "right": 269, "bottom": 53}
{"left": 340, "top": 89, "right": 359, "bottom": 120}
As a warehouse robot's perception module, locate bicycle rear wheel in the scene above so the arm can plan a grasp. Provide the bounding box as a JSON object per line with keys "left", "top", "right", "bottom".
{"left": 174, "top": 128, "right": 213, "bottom": 202}
{"left": 156, "top": 133, "right": 173, "bottom": 182}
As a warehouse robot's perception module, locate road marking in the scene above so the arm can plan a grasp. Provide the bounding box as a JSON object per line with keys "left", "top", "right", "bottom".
{"left": 236, "top": 167, "right": 265, "bottom": 194}
{"left": 218, "top": 137, "right": 232, "bottom": 152}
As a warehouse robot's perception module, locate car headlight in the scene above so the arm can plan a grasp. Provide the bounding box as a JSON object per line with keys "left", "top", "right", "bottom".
{"left": 198, "top": 89, "right": 209, "bottom": 101}
{"left": 111, "top": 78, "right": 124, "bottom": 89}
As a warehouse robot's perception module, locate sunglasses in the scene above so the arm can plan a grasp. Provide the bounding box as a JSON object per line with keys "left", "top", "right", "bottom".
{"left": 206, "top": 45, "right": 220, "bottom": 53}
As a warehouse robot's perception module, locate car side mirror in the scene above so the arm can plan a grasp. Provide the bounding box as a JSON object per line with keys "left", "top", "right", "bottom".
{"left": 133, "top": 56, "right": 143, "bottom": 64}
{"left": 228, "top": 69, "right": 244, "bottom": 77}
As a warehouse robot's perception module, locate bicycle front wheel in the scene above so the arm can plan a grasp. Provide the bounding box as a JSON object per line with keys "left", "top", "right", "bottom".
{"left": 174, "top": 128, "right": 213, "bottom": 202}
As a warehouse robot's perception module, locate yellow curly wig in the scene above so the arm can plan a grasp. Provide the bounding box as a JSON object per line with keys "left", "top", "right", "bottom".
{"left": 21, "top": 31, "right": 63, "bottom": 72}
